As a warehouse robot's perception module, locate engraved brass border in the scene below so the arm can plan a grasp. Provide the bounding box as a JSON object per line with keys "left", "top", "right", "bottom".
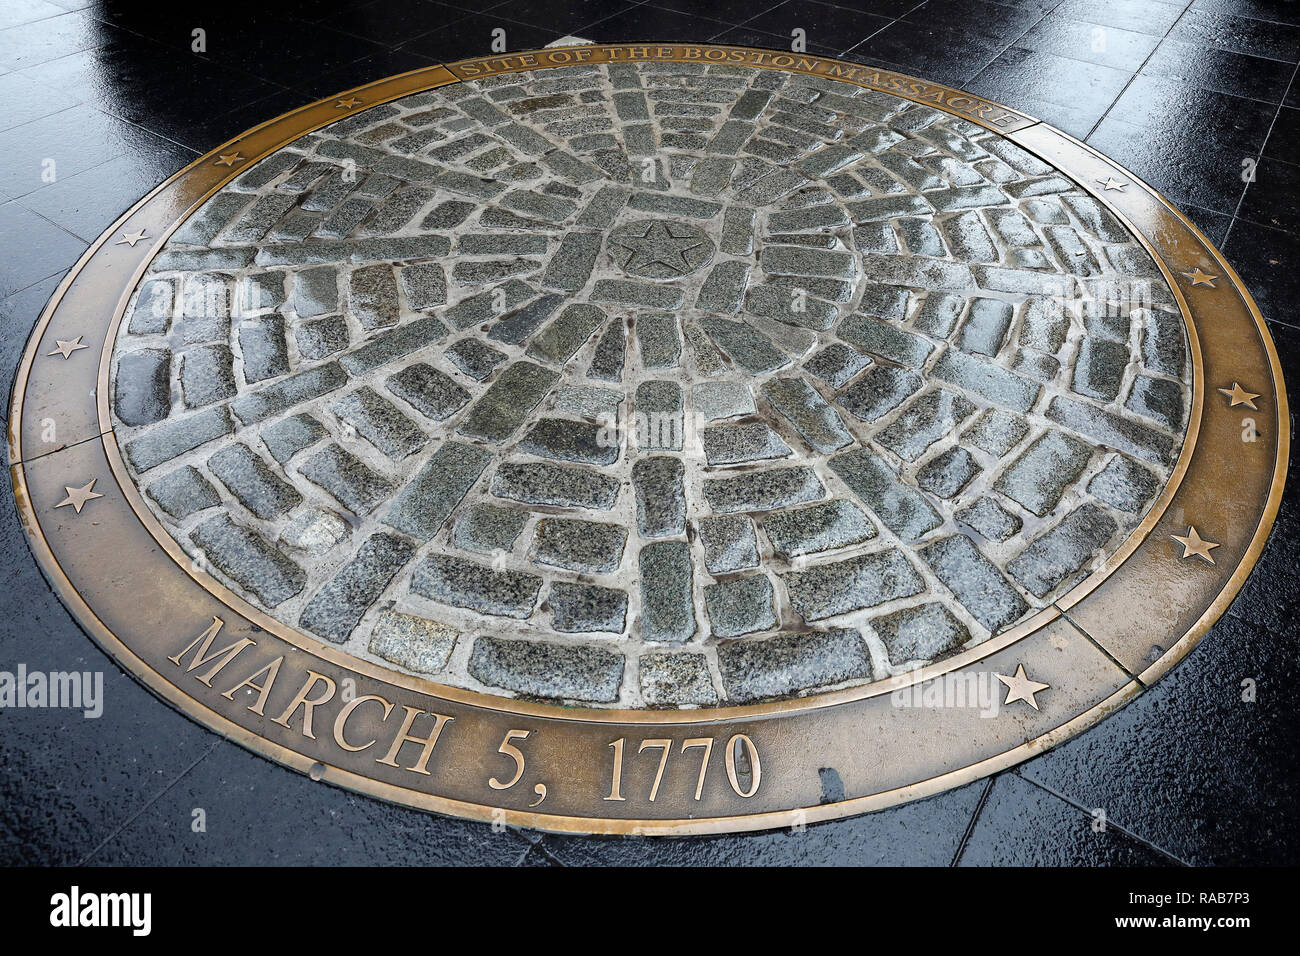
{"left": 7, "top": 44, "right": 1287, "bottom": 835}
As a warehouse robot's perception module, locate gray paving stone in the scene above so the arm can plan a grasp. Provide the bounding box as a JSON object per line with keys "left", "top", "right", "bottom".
{"left": 635, "top": 379, "right": 684, "bottom": 451}
{"left": 705, "top": 575, "right": 776, "bottom": 638}
{"left": 829, "top": 449, "right": 942, "bottom": 542}
{"left": 916, "top": 446, "right": 980, "bottom": 498}
{"left": 553, "top": 384, "right": 622, "bottom": 421}
{"left": 207, "top": 443, "right": 301, "bottom": 520}
{"left": 699, "top": 318, "right": 790, "bottom": 374}
{"left": 457, "top": 361, "right": 559, "bottom": 442}
{"left": 1126, "top": 374, "right": 1183, "bottom": 431}
{"left": 692, "top": 381, "right": 755, "bottom": 422}
{"left": 930, "top": 347, "right": 1041, "bottom": 414}
{"left": 452, "top": 503, "right": 528, "bottom": 554}
{"left": 114, "top": 349, "right": 171, "bottom": 426}
{"left": 634, "top": 312, "right": 683, "bottom": 368}
{"left": 381, "top": 363, "right": 467, "bottom": 423}
{"left": 957, "top": 496, "right": 1023, "bottom": 542}
{"left": 1045, "top": 395, "right": 1175, "bottom": 466}
{"left": 259, "top": 415, "right": 327, "bottom": 465}
{"left": 129, "top": 279, "right": 174, "bottom": 334}
{"left": 541, "top": 230, "right": 601, "bottom": 292}
{"left": 445, "top": 337, "right": 506, "bottom": 381}
{"left": 295, "top": 315, "right": 349, "bottom": 360}
{"left": 368, "top": 610, "right": 457, "bottom": 674}
{"left": 917, "top": 535, "right": 1028, "bottom": 633}
{"left": 532, "top": 517, "right": 628, "bottom": 574}
{"left": 995, "top": 431, "right": 1093, "bottom": 517}
{"left": 289, "top": 266, "right": 339, "bottom": 317}
{"left": 591, "top": 278, "right": 685, "bottom": 310}
{"left": 703, "top": 466, "right": 824, "bottom": 514}
{"left": 491, "top": 461, "right": 620, "bottom": 510}
{"left": 123, "top": 406, "right": 232, "bottom": 472}
{"left": 761, "top": 376, "right": 852, "bottom": 453}
{"left": 442, "top": 279, "right": 534, "bottom": 330}
{"left": 638, "top": 653, "right": 717, "bottom": 706}
{"left": 278, "top": 507, "right": 348, "bottom": 554}
{"left": 1087, "top": 454, "right": 1160, "bottom": 514}
{"left": 804, "top": 343, "right": 870, "bottom": 389}
{"left": 547, "top": 582, "right": 628, "bottom": 634}
{"left": 631, "top": 456, "right": 686, "bottom": 537}
{"left": 718, "top": 628, "right": 871, "bottom": 702}
{"left": 527, "top": 304, "right": 606, "bottom": 364}
{"left": 299, "top": 533, "right": 416, "bottom": 642}
{"left": 397, "top": 263, "right": 447, "bottom": 310}
{"left": 784, "top": 549, "right": 924, "bottom": 622}
{"left": 1141, "top": 308, "right": 1186, "bottom": 377}
{"left": 878, "top": 388, "right": 977, "bottom": 462}
{"left": 1072, "top": 337, "right": 1129, "bottom": 402}
{"left": 412, "top": 555, "right": 542, "bottom": 619}
{"left": 298, "top": 443, "right": 394, "bottom": 515}
{"left": 838, "top": 314, "right": 934, "bottom": 369}
{"left": 762, "top": 500, "right": 876, "bottom": 559}
{"left": 332, "top": 386, "right": 427, "bottom": 459}
{"left": 873, "top": 603, "right": 970, "bottom": 664}
{"left": 639, "top": 541, "right": 696, "bottom": 643}
{"left": 520, "top": 416, "right": 616, "bottom": 466}
{"left": 237, "top": 315, "right": 289, "bottom": 383}
{"left": 382, "top": 441, "right": 491, "bottom": 540}
{"left": 836, "top": 364, "right": 922, "bottom": 423}
{"left": 957, "top": 298, "right": 1014, "bottom": 356}
{"left": 231, "top": 362, "right": 347, "bottom": 425}
{"left": 189, "top": 514, "right": 305, "bottom": 607}
{"left": 468, "top": 636, "right": 623, "bottom": 702}
{"left": 963, "top": 408, "right": 1028, "bottom": 456}
{"left": 1008, "top": 503, "right": 1119, "bottom": 599}
{"left": 742, "top": 283, "right": 838, "bottom": 330}
{"left": 701, "top": 422, "right": 790, "bottom": 465}
{"left": 179, "top": 344, "right": 235, "bottom": 409}
{"left": 145, "top": 465, "right": 220, "bottom": 520}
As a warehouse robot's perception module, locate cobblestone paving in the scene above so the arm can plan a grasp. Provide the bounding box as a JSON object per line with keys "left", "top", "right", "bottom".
{"left": 110, "top": 60, "right": 1191, "bottom": 708}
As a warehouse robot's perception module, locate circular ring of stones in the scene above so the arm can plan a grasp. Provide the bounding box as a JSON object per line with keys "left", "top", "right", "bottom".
{"left": 10, "top": 45, "right": 1287, "bottom": 835}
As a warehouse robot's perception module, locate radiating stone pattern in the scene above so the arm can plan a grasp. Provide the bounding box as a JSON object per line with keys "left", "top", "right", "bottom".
{"left": 110, "top": 60, "right": 1190, "bottom": 708}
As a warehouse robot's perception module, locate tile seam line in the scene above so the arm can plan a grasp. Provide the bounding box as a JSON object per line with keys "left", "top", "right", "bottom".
{"left": 1011, "top": 770, "right": 1193, "bottom": 866}
{"left": 1055, "top": 605, "right": 1141, "bottom": 682}
{"left": 1081, "top": 0, "right": 1197, "bottom": 143}
{"left": 74, "top": 737, "right": 224, "bottom": 865}
{"left": 1222, "top": 57, "right": 1300, "bottom": 248}
{"left": 949, "top": 775, "right": 995, "bottom": 866}
{"left": 961, "top": 1, "right": 1059, "bottom": 82}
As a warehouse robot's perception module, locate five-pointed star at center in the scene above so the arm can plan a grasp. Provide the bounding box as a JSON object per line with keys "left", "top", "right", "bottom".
{"left": 115, "top": 229, "right": 148, "bottom": 247}
{"left": 996, "top": 665, "right": 1050, "bottom": 711}
{"left": 215, "top": 152, "right": 244, "bottom": 167}
{"left": 55, "top": 479, "right": 103, "bottom": 514}
{"left": 1097, "top": 176, "right": 1127, "bottom": 191}
{"left": 1218, "top": 381, "right": 1260, "bottom": 409}
{"left": 1182, "top": 267, "right": 1218, "bottom": 287}
{"left": 614, "top": 221, "right": 703, "bottom": 275}
{"left": 336, "top": 96, "right": 362, "bottom": 108}
{"left": 1172, "top": 525, "right": 1220, "bottom": 563}
{"left": 47, "top": 336, "right": 88, "bottom": 359}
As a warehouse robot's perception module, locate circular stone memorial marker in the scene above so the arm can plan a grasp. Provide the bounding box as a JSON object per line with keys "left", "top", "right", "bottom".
{"left": 9, "top": 44, "right": 1287, "bottom": 834}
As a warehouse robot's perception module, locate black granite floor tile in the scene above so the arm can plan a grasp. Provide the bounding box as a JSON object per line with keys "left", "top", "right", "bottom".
{"left": 1108, "top": 74, "right": 1278, "bottom": 152}
{"left": 1054, "top": 0, "right": 1186, "bottom": 38}
{"left": 956, "top": 774, "right": 1179, "bottom": 865}
{"left": 0, "top": 272, "right": 64, "bottom": 414}
{"left": 539, "top": 781, "right": 985, "bottom": 865}
{"left": 969, "top": 47, "right": 1132, "bottom": 139}
{"left": 1262, "top": 104, "right": 1300, "bottom": 160}
{"left": 0, "top": 201, "right": 86, "bottom": 299}
{"left": 400, "top": 13, "right": 565, "bottom": 59}
{"left": 17, "top": 147, "right": 193, "bottom": 242}
{"left": 1169, "top": 7, "right": 1300, "bottom": 62}
{"left": 743, "top": 0, "right": 895, "bottom": 50}
{"left": 574, "top": 4, "right": 733, "bottom": 43}
{"left": 0, "top": 0, "right": 69, "bottom": 30}
{"left": 321, "top": 0, "right": 477, "bottom": 46}
{"left": 1014, "top": 15, "right": 1161, "bottom": 72}
{"left": 903, "top": 0, "right": 1047, "bottom": 38}
{"left": 1019, "top": 613, "right": 1300, "bottom": 865}
{"left": 488, "top": 0, "right": 642, "bottom": 33}
{"left": 1190, "top": 0, "right": 1300, "bottom": 28}
{"left": 1237, "top": 156, "right": 1300, "bottom": 231}
{"left": 0, "top": 70, "right": 78, "bottom": 133}
{"left": 1088, "top": 114, "right": 1251, "bottom": 213}
{"left": 87, "top": 740, "right": 535, "bottom": 866}
{"left": 289, "top": 48, "right": 441, "bottom": 99}
{"left": 1142, "top": 37, "right": 1296, "bottom": 103}
{"left": 1183, "top": 203, "right": 1235, "bottom": 246}
{"left": 710, "top": 25, "right": 839, "bottom": 56}
{"left": 0, "top": 9, "right": 120, "bottom": 70}
{"left": 1224, "top": 220, "right": 1300, "bottom": 326}
{"left": 645, "top": 0, "right": 790, "bottom": 22}
{"left": 851, "top": 20, "right": 1008, "bottom": 85}
{"left": 159, "top": 86, "right": 307, "bottom": 154}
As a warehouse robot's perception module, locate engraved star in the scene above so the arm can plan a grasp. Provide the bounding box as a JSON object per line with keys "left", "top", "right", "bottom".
{"left": 46, "top": 336, "right": 88, "bottom": 360}
{"left": 115, "top": 229, "right": 148, "bottom": 247}
{"left": 1218, "top": 382, "right": 1260, "bottom": 410}
{"left": 336, "top": 96, "right": 362, "bottom": 109}
{"left": 996, "top": 664, "right": 1050, "bottom": 711}
{"left": 54, "top": 479, "right": 104, "bottom": 515}
{"left": 214, "top": 152, "right": 244, "bottom": 167}
{"left": 1182, "top": 267, "right": 1217, "bottom": 287}
{"left": 1097, "top": 176, "right": 1127, "bottom": 191}
{"left": 612, "top": 221, "right": 704, "bottom": 277}
{"left": 1172, "top": 526, "right": 1220, "bottom": 564}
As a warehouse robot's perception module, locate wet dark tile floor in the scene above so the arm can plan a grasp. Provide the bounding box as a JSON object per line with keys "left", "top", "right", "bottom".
{"left": 1, "top": 0, "right": 1297, "bottom": 866}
